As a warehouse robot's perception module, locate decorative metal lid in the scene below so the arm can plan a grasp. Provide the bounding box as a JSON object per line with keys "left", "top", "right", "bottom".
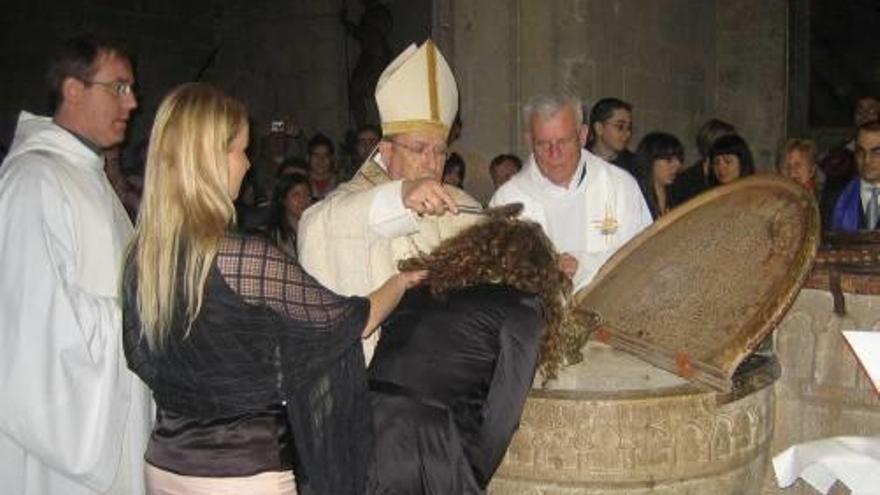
{"left": 572, "top": 176, "right": 820, "bottom": 392}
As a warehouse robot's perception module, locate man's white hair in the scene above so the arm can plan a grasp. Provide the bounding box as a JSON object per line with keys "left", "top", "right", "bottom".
{"left": 522, "top": 94, "right": 585, "bottom": 129}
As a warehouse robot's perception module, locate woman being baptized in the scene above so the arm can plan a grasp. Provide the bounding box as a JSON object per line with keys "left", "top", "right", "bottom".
{"left": 367, "top": 218, "right": 571, "bottom": 494}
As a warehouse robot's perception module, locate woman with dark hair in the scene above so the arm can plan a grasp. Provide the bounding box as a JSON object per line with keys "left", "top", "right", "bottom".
{"left": 306, "top": 133, "right": 337, "bottom": 199}
{"left": 367, "top": 218, "right": 571, "bottom": 494}
{"left": 777, "top": 138, "right": 819, "bottom": 192}
{"left": 267, "top": 173, "right": 313, "bottom": 259}
{"left": 489, "top": 153, "right": 522, "bottom": 188}
{"left": 634, "top": 132, "right": 685, "bottom": 219}
{"left": 708, "top": 133, "right": 755, "bottom": 186}
{"left": 442, "top": 151, "right": 467, "bottom": 188}
{"left": 586, "top": 97, "right": 636, "bottom": 176}
{"left": 671, "top": 118, "right": 736, "bottom": 204}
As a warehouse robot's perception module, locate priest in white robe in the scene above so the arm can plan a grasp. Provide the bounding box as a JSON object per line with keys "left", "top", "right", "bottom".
{"left": 490, "top": 95, "right": 652, "bottom": 291}
{"left": 298, "top": 40, "right": 480, "bottom": 362}
{"left": 0, "top": 36, "right": 150, "bottom": 495}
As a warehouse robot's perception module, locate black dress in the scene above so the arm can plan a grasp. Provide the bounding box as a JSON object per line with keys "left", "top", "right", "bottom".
{"left": 366, "top": 285, "right": 544, "bottom": 494}
{"left": 123, "top": 233, "right": 372, "bottom": 495}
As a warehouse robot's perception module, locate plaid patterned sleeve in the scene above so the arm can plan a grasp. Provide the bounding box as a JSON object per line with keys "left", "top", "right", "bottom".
{"left": 216, "top": 233, "right": 366, "bottom": 329}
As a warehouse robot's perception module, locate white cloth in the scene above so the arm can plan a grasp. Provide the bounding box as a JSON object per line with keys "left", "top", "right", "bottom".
{"left": 0, "top": 112, "right": 151, "bottom": 495}
{"left": 773, "top": 436, "right": 880, "bottom": 495}
{"left": 489, "top": 149, "right": 652, "bottom": 290}
{"left": 842, "top": 330, "right": 880, "bottom": 394}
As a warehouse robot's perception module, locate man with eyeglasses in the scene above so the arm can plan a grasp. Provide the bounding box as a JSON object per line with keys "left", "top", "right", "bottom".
{"left": 0, "top": 35, "right": 149, "bottom": 495}
{"left": 490, "top": 94, "right": 652, "bottom": 291}
{"left": 298, "top": 40, "right": 481, "bottom": 362}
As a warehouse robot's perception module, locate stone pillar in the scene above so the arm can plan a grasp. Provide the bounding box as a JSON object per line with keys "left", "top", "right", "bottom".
{"left": 433, "top": 0, "right": 729, "bottom": 203}
{"left": 715, "top": 1, "right": 788, "bottom": 171}
{"left": 210, "top": 0, "right": 349, "bottom": 141}
{"left": 0, "top": 1, "right": 223, "bottom": 163}
{"left": 433, "top": 0, "right": 522, "bottom": 203}
{"left": 434, "top": 0, "right": 788, "bottom": 203}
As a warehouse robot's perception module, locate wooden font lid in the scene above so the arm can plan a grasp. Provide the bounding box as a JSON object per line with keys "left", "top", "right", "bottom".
{"left": 573, "top": 176, "right": 820, "bottom": 392}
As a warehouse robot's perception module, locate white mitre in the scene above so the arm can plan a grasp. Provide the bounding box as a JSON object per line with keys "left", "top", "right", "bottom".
{"left": 375, "top": 39, "right": 458, "bottom": 138}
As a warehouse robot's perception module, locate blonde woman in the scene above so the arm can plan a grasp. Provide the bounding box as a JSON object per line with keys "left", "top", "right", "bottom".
{"left": 122, "top": 83, "right": 422, "bottom": 495}
{"left": 777, "top": 138, "right": 819, "bottom": 192}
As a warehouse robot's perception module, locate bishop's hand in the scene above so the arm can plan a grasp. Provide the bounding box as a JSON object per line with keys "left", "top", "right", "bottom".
{"left": 401, "top": 178, "right": 459, "bottom": 216}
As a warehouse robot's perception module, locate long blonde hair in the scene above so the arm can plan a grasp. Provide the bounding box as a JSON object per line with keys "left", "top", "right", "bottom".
{"left": 131, "top": 82, "right": 247, "bottom": 349}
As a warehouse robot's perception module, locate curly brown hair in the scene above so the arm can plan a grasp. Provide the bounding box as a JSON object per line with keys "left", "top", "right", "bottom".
{"left": 399, "top": 218, "right": 572, "bottom": 380}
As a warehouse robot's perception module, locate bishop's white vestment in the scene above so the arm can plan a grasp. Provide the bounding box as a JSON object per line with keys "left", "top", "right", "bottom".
{"left": 297, "top": 155, "right": 481, "bottom": 361}
{"left": 490, "top": 149, "right": 652, "bottom": 291}
{"left": 0, "top": 112, "right": 151, "bottom": 495}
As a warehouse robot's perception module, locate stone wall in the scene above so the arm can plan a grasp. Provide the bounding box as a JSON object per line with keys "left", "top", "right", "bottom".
{"left": 205, "top": 0, "right": 348, "bottom": 145}
{"left": 435, "top": 0, "right": 788, "bottom": 203}
{"left": 0, "top": 0, "right": 220, "bottom": 162}
{"left": 763, "top": 288, "right": 880, "bottom": 494}
{"left": 0, "top": 0, "right": 430, "bottom": 169}
{"left": 1, "top": 1, "right": 788, "bottom": 193}
{"left": 715, "top": 1, "right": 788, "bottom": 170}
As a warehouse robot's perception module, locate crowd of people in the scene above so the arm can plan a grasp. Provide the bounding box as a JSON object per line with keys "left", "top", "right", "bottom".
{"left": 145, "top": 91, "right": 879, "bottom": 256}
{"left": 0, "top": 35, "right": 560, "bottom": 495}
{"left": 94, "top": 70, "right": 880, "bottom": 253}
{"left": 1, "top": 32, "right": 880, "bottom": 495}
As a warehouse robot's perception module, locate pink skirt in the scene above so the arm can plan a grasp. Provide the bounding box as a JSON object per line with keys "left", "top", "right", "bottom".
{"left": 145, "top": 463, "right": 297, "bottom": 495}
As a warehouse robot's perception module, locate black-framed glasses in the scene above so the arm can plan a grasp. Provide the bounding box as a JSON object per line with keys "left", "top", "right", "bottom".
{"left": 84, "top": 79, "right": 135, "bottom": 97}
{"left": 391, "top": 139, "right": 449, "bottom": 161}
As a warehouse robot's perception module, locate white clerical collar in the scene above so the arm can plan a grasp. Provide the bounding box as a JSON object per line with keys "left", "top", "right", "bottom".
{"left": 54, "top": 120, "right": 103, "bottom": 157}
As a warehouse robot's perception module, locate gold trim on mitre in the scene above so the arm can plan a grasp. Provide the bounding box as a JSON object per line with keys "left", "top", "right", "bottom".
{"left": 383, "top": 119, "right": 449, "bottom": 137}
{"left": 426, "top": 40, "right": 439, "bottom": 122}
{"left": 375, "top": 39, "right": 458, "bottom": 138}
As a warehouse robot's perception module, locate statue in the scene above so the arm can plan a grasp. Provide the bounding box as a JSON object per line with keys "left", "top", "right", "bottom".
{"left": 341, "top": 0, "right": 393, "bottom": 128}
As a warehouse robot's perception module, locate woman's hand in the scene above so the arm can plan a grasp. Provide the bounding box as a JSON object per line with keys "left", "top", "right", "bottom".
{"left": 363, "top": 270, "right": 428, "bottom": 338}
